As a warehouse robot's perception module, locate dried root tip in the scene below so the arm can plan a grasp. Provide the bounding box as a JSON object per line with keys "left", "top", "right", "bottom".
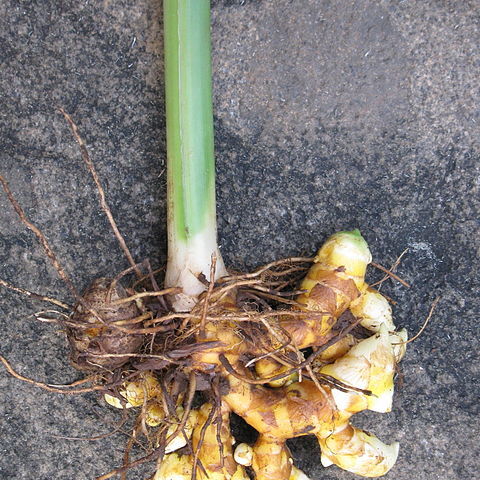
{"left": 105, "top": 379, "right": 194, "bottom": 452}
{"left": 320, "top": 325, "right": 396, "bottom": 413}
{"left": 123, "top": 372, "right": 162, "bottom": 407}
{"left": 350, "top": 288, "right": 395, "bottom": 332}
{"left": 318, "top": 425, "right": 399, "bottom": 477}
{"left": 165, "top": 430, "right": 189, "bottom": 455}
{"left": 104, "top": 393, "right": 133, "bottom": 409}
{"left": 146, "top": 401, "right": 166, "bottom": 427}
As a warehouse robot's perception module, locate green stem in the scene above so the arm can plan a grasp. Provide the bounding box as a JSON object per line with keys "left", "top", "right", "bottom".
{"left": 164, "top": 0, "right": 214, "bottom": 242}
{"left": 163, "top": 0, "right": 226, "bottom": 310}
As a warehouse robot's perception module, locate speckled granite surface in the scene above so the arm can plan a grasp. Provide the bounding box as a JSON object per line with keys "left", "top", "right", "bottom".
{"left": 0, "top": 1, "right": 478, "bottom": 479}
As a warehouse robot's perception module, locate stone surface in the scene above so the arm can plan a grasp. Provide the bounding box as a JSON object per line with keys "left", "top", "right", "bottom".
{"left": 0, "top": 1, "right": 478, "bottom": 479}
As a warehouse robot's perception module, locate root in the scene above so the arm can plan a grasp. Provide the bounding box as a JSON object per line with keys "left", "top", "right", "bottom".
{"left": 59, "top": 108, "right": 142, "bottom": 280}
{"left": 0, "top": 279, "right": 71, "bottom": 310}
{"left": 96, "top": 448, "right": 163, "bottom": 480}
{"left": 0, "top": 355, "right": 104, "bottom": 394}
{"left": 222, "top": 256, "right": 313, "bottom": 281}
{"left": 31, "top": 309, "right": 70, "bottom": 324}
{"left": 163, "top": 372, "right": 196, "bottom": 447}
{"left": 49, "top": 408, "right": 129, "bottom": 442}
{"left": 0, "top": 175, "right": 116, "bottom": 331}
{"left": 371, "top": 248, "right": 410, "bottom": 289}
{"left": 192, "top": 403, "right": 216, "bottom": 480}
{"left": 0, "top": 174, "right": 80, "bottom": 300}
{"left": 110, "top": 287, "right": 181, "bottom": 306}
{"left": 199, "top": 254, "right": 217, "bottom": 339}
{"left": 393, "top": 296, "right": 439, "bottom": 345}
{"left": 120, "top": 418, "right": 143, "bottom": 480}
{"left": 371, "top": 261, "right": 410, "bottom": 288}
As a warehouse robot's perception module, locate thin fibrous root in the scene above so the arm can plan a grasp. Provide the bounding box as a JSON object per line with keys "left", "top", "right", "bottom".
{"left": 121, "top": 417, "right": 142, "bottom": 480}
{"left": 0, "top": 279, "right": 71, "bottom": 310}
{"left": 220, "top": 257, "right": 313, "bottom": 281}
{"left": 393, "top": 296, "right": 439, "bottom": 345}
{"left": 0, "top": 174, "right": 80, "bottom": 300}
{"left": 371, "top": 258, "right": 410, "bottom": 288}
{"left": 31, "top": 309, "right": 70, "bottom": 324}
{"left": 371, "top": 248, "right": 409, "bottom": 289}
{"left": 0, "top": 174, "right": 112, "bottom": 328}
{"left": 163, "top": 372, "right": 196, "bottom": 448}
{"left": 199, "top": 253, "right": 217, "bottom": 339}
{"left": 95, "top": 448, "right": 163, "bottom": 480}
{"left": 59, "top": 108, "right": 142, "bottom": 280}
{"left": 110, "top": 287, "right": 181, "bottom": 305}
{"left": 49, "top": 408, "right": 129, "bottom": 442}
{"left": 0, "top": 355, "right": 104, "bottom": 394}
{"left": 192, "top": 402, "right": 216, "bottom": 480}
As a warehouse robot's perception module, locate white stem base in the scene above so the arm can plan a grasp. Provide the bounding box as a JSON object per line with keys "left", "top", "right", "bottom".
{"left": 165, "top": 230, "right": 227, "bottom": 312}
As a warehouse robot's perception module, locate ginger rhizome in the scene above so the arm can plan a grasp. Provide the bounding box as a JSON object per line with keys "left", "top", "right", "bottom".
{"left": 1, "top": 167, "right": 408, "bottom": 479}
{"left": 99, "top": 230, "right": 407, "bottom": 480}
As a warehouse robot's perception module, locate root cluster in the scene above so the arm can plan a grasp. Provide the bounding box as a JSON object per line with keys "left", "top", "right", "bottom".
{"left": 30, "top": 232, "right": 406, "bottom": 480}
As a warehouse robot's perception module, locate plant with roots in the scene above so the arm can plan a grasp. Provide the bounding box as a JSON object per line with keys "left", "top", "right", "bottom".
{"left": 0, "top": 1, "right": 416, "bottom": 479}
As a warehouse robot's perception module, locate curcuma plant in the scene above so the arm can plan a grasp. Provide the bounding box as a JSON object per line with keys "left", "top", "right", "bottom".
{"left": 0, "top": 1, "right": 410, "bottom": 479}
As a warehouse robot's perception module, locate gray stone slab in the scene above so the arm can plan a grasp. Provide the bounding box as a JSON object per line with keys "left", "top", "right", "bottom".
{"left": 0, "top": 1, "right": 478, "bottom": 479}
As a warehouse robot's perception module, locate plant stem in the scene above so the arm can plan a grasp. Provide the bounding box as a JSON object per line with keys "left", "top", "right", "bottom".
{"left": 163, "top": 0, "right": 227, "bottom": 311}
